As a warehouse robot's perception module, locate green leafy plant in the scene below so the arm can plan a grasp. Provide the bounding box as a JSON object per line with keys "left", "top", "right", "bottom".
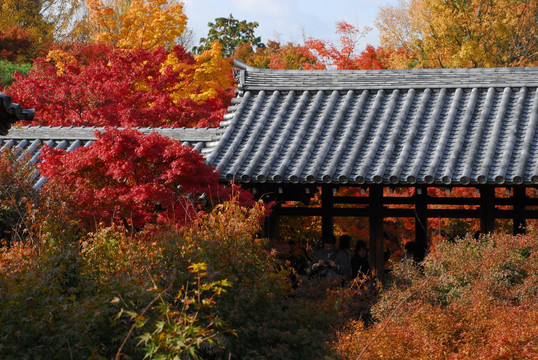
{"left": 129, "top": 263, "right": 231, "bottom": 359}
{"left": 0, "top": 60, "right": 32, "bottom": 87}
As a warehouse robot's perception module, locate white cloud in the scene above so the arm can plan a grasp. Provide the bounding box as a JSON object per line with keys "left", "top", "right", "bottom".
{"left": 183, "top": 0, "right": 401, "bottom": 49}
{"left": 229, "top": 0, "right": 290, "bottom": 17}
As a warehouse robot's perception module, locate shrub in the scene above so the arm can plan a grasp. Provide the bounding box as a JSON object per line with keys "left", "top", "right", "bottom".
{"left": 0, "top": 60, "right": 32, "bottom": 88}
{"left": 166, "top": 199, "right": 342, "bottom": 359}
{"left": 331, "top": 227, "right": 538, "bottom": 359}
{"left": 0, "top": 150, "right": 40, "bottom": 245}
{"left": 0, "top": 233, "right": 129, "bottom": 359}
{"left": 39, "top": 128, "right": 222, "bottom": 231}
{"left": 0, "top": 192, "right": 343, "bottom": 359}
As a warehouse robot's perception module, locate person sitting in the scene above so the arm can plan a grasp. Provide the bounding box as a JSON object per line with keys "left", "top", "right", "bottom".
{"left": 311, "top": 235, "right": 349, "bottom": 280}
{"left": 350, "top": 240, "right": 370, "bottom": 278}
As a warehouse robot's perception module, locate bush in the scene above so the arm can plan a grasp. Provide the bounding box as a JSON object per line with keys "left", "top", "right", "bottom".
{"left": 0, "top": 150, "right": 40, "bottom": 245}
{"left": 0, "top": 60, "right": 31, "bottom": 88}
{"left": 331, "top": 227, "right": 538, "bottom": 359}
{"left": 0, "top": 194, "right": 344, "bottom": 359}
{"left": 0, "top": 145, "right": 354, "bottom": 359}
{"left": 152, "top": 199, "right": 342, "bottom": 359}
{"left": 0, "top": 233, "right": 130, "bottom": 359}
{"left": 39, "top": 128, "right": 222, "bottom": 232}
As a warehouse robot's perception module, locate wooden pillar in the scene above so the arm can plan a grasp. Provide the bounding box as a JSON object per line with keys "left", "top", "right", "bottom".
{"left": 479, "top": 187, "right": 495, "bottom": 234}
{"left": 369, "top": 186, "right": 384, "bottom": 279}
{"left": 321, "top": 185, "right": 334, "bottom": 240}
{"left": 265, "top": 203, "right": 281, "bottom": 242}
{"left": 415, "top": 186, "right": 428, "bottom": 262}
{"left": 513, "top": 187, "right": 527, "bottom": 235}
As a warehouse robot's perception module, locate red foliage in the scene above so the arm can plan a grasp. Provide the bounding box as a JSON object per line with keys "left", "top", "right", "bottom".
{"left": 0, "top": 25, "right": 34, "bottom": 62}
{"left": 7, "top": 43, "right": 230, "bottom": 127}
{"left": 333, "top": 227, "right": 538, "bottom": 359}
{"left": 354, "top": 45, "right": 391, "bottom": 70}
{"left": 300, "top": 21, "right": 410, "bottom": 70}
{"left": 38, "top": 128, "right": 222, "bottom": 229}
{"left": 234, "top": 40, "right": 323, "bottom": 70}
{"left": 304, "top": 21, "right": 371, "bottom": 70}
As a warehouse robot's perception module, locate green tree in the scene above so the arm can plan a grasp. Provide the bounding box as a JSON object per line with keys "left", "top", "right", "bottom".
{"left": 194, "top": 14, "right": 265, "bottom": 58}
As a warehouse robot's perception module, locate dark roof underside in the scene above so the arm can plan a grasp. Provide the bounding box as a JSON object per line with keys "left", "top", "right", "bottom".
{"left": 206, "top": 65, "right": 538, "bottom": 186}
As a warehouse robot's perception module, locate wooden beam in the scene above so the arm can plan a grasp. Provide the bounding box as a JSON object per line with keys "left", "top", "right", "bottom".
{"left": 369, "top": 186, "right": 384, "bottom": 279}
{"left": 278, "top": 206, "right": 538, "bottom": 219}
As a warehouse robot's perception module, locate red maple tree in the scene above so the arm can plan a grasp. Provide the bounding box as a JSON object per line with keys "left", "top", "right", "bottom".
{"left": 39, "top": 128, "right": 222, "bottom": 230}
{"left": 8, "top": 43, "right": 231, "bottom": 128}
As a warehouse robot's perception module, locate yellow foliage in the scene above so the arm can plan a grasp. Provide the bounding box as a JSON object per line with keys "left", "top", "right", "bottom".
{"left": 164, "top": 41, "right": 234, "bottom": 103}
{"left": 88, "top": 0, "right": 187, "bottom": 50}
{"left": 45, "top": 49, "right": 77, "bottom": 75}
{"left": 377, "top": 0, "right": 537, "bottom": 68}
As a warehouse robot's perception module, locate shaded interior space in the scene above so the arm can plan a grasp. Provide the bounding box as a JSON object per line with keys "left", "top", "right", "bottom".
{"left": 259, "top": 184, "right": 538, "bottom": 278}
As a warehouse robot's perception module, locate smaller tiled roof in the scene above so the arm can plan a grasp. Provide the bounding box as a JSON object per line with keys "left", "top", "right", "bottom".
{"left": 0, "top": 126, "right": 219, "bottom": 188}
{"left": 206, "top": 61, "right": 538, "bottom": 186}
{"left": 0, "top": 93, "right": 34, "bottom": 135}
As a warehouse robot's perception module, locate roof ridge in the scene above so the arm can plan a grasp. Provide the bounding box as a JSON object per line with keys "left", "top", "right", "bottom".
{"left": 233, "top": 61, "right": 538, "bottom": 90}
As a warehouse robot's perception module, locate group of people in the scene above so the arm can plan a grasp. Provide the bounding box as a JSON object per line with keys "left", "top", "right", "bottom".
{"left": 284, "top": 234, "right": 371, "bottom": 286}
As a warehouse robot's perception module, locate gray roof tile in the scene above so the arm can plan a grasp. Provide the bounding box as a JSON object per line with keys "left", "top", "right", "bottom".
{"left": 207, "top": 63, "right": 538, "bottom": 186}
{"left": 2, "top": 65, "right": 537, "bottom": 187}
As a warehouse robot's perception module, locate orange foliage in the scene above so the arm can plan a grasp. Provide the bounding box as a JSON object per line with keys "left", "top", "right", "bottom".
{"left": 234, "top": 40, "right": 322, "bottom": 70}
{"left": 87, "top": 0, "right": 187, "bottom": 50}
{"left": 331, "top": 227, "right": 538, "bottom": 359}
{"left": 304, "top": 21, "right": 372, "bottom": 70}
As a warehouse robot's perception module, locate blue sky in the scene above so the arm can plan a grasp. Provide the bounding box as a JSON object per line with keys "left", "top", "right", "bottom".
{"left": 183, "top": 0, "right": 400, "bottom": 50}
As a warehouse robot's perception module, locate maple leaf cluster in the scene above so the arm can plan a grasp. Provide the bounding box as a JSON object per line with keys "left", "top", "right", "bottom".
{"left": 38, "top": 128, "right": 222, "bottom": 230}
{"left": 8, "top": 43, "right": 232, "bottom": 128}
{"left": 2, "top": 1, "right": 238, "bottom": 232}
{"left": 87, "top": 0, "right": 188, "bottom": 51}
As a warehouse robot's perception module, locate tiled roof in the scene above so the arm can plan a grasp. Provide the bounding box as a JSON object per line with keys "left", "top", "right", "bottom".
{"left": 0, "top": 93, "right": 34, "bottom": 135}
{"left": 206, "top": 60, "right": 538, "bottom": 186}
{"left": 0, "top": 126, "right": 218, "bottom": 188}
